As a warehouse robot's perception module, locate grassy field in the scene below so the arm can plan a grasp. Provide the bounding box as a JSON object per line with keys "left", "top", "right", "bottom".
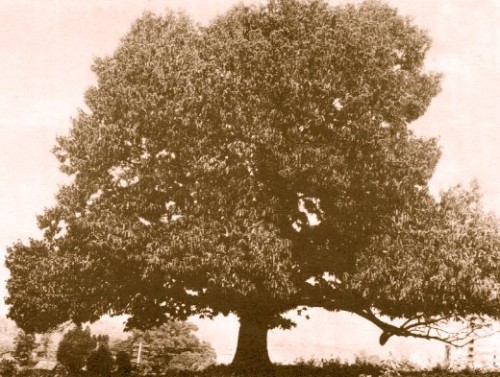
{"left": 126, "top": 365, "right": 500, "bottom": 377}
{"left": 155, "top": 366, "right": 500, "bottom": 377}
{"left": 9, "top": 361, "right": 500, "bottom": 377}
{"left": 122, "top": 364, "right": 500, "bottom": 377}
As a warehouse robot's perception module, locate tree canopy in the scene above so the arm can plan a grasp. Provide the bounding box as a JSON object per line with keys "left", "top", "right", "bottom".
{"left": 6, "top": 0, "right": 500, "bottom": 371}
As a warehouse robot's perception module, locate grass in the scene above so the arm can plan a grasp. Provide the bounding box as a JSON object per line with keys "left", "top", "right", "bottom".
{"left": 12, "top": 360, "right": 500, "bottom": 377}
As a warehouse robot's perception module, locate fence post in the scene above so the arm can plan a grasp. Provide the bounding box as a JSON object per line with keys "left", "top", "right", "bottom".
{"left": 467, "top": 339, "right": 475, "bottom": 369}
{"left": 137, "top": 341, "right": 143, "bottom": 364}
{"left": 444, "top": 345, "right": 451, "bottom": 369}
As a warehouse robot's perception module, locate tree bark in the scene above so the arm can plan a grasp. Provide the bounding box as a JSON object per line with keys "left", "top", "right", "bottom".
{"left": 231, "top": 313, "right": 273, "bottom": 374}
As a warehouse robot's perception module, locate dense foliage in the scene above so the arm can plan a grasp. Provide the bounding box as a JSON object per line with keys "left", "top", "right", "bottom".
{"left": 113, "top": 322, "right": 216, "bottom": 373}
{"left": 0, "top": 360, "right": 18, "bottom": 377}
{"left": 13, "top": 331, "right": 36, "bottom": 367}
{"left": 86, "top": 345, "right": 114, "bottom": 377}
{"left": 115, "top": 351, "right": 132, "bottom": 377}
{"left": 6, "top": 0, "right": 500, "bottom": 371}
{"left": 56, "top": 327, "right": 97, "bottom": 373}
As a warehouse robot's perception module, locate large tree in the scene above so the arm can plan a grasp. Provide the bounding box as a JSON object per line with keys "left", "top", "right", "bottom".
{"left": 6, "top": 0, "right": 500, "bottom": 372}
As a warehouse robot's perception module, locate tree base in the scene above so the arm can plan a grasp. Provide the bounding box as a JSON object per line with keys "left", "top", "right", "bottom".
{"left": 228, "top": 364, "right": 276, "bottom": 377}
{"left": 230, "top": 314, "right": 274, "bottom": 376}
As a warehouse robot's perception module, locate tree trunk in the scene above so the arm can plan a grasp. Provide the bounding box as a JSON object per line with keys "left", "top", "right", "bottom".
{"left": 231, "top": 313, "right": 273, "bottom": 374}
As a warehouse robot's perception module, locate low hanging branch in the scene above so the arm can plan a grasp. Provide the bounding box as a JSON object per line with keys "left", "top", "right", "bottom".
{"left": 302, "top": 273, "right": 500, "bottom": 348}
{"left": 354, "top": 307, "right": 497, "bottom": 347}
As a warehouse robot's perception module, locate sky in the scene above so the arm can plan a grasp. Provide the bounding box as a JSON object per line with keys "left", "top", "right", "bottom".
{"left": 1, "top": 0, "right": 500, "bottom": 366}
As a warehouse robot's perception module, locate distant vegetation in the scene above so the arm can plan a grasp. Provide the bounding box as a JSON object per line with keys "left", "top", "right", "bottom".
{"left": 0, "top": 320, "right": 215, "bottom": 377}
{"left": 0, "top": 325, "right": 499, "bottom": 377}
{"left": 56, "top": 327, "right": 97, "bottom": 374}
{"left": 112, "top": 321, "right": 216, "bottom": 373}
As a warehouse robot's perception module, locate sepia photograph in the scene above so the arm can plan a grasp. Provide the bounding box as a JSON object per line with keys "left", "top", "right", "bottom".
{"left": 1, "top": 0, "right": 500, "bottom": 376}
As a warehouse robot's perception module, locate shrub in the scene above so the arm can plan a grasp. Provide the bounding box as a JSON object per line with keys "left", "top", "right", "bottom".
{"left": 115, "top": 351, "right": 132, "bottom": 376}
{"left": 53, "top": 363, "right": 69, "bottom": 377}
{"left": 87, "top": 345, "right": 114, "bottom": 377}
{"left": 0, "top": 359, "right": 17, "bottom": 377}
{"left": 14, "top": 331, "right": 37, "bottom": 367}
{"left": 56, "top": 326, "right": 96, "bottom": 373}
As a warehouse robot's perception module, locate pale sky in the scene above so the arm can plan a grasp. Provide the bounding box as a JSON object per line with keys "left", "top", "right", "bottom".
{"left": 1, "top": 0, "right": 500, "bottom": 365}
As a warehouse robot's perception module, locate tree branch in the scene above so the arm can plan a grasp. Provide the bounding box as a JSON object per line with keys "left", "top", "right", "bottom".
{"left": 352, "top": 307, "right": 497, "bottom": 347}
{"left": 300, "top": 281, "right": 499, "bottom": 348}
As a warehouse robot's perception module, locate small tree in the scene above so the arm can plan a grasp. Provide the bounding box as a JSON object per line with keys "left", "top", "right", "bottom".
{"left": 56, "top": 327, "right": 96, "bottom": 373}
{"left": 86, "top": 345, "right": 114, "bottom": 377}
{"left": 114, "top": 322, "right": 216, "bottom": 373}
{"left": 13, "top": 331, "right": 36, "bottom": 367}
{"left": 115, "top": 351, "right": 132, "bottom": 377}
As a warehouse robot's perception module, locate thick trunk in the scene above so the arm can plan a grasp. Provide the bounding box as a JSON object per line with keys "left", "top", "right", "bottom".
{"left": 231, "top": 314, "right": 273, "bottom": 374}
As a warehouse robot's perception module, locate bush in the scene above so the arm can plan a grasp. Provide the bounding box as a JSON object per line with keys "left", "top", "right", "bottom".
{"left": 87, "top": 345, "right": 114, "bottom": 377}
{"left": 56, "top": 326, "right": 96, "bottom": 373}
{"left": 115, "top": 351, "right": 132, "bottom": 376}
{"left": 0, "top": 359, "right": 17, "bottom": 377}
{"left": 14, "top": 331, "right": 37, "bottom": 367}
{"left": 53, "top": 363, "right": 69, "bottom": 377}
